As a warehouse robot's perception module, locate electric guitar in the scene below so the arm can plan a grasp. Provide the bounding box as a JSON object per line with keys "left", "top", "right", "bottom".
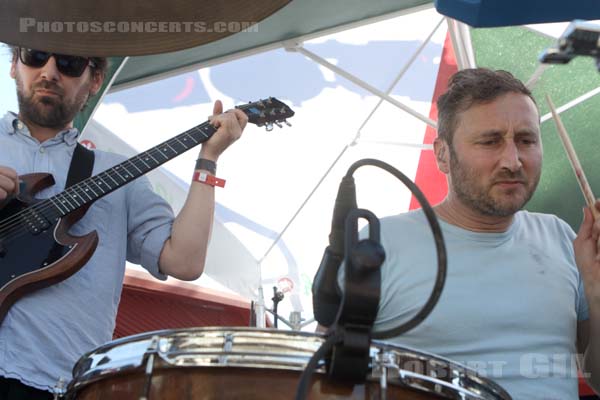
{"left": 0, "top": 98, "right": 294, "bottom": 323}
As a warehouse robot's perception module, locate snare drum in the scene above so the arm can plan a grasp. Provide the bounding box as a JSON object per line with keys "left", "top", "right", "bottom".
{"left": 67, "top": 328, "right": 511, "bottom": 399}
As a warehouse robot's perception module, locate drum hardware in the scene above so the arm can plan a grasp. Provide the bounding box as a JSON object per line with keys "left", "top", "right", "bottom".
{"left": 371, "top": 351, "right": 400, "bottom": 400}
{"left": 271, "top": 286, "right": 285, "bottom": 328}
{"left": 254, "top": 286, "right": 267, "bottom": 328}
{"left": 217, "top": 333, "right": 234, "bottom": 365}
{"left": 52, "top": 377, "right": 66, "bottom": 400}
{"left": 66, "top": 327, "right": 512, "bottom": 399}
{"left": 139, "top": 335, "right": 160, "bottom": 400}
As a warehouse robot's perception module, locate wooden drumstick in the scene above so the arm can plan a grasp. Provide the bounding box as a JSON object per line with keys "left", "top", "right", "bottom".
{"left": 545, "top": 94, "right": 600, "bottom": 223}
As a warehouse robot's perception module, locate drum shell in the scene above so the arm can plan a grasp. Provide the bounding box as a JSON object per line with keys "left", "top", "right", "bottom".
{"left": 67, "top": 327, "right": 512, "bottom": 400}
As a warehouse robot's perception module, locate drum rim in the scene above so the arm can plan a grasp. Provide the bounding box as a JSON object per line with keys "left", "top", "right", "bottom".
{"left": 67, "top": 327, "right": 511, "bottom": 400}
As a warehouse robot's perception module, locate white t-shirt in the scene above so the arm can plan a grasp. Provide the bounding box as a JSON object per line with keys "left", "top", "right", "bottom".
{"left": 341, "top": 209, "right": 588, "bottom": 399}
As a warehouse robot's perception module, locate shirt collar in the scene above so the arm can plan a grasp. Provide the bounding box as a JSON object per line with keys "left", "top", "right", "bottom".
{"left": 3, "top": 111, "right": 80, "bottom": 145}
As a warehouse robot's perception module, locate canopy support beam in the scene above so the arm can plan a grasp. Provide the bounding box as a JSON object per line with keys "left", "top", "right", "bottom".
{"left": 285, "top": 42, "right": 437, "bottom": 128}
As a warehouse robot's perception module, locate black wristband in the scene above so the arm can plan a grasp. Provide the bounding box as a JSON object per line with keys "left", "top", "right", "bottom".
{"left": 195, "top": 158, "right": 217, "bottom": 175}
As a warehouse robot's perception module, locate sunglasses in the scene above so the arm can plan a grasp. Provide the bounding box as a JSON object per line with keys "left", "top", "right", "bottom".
{"left": 18, "top": 48, "right": 96, "bottom": 78}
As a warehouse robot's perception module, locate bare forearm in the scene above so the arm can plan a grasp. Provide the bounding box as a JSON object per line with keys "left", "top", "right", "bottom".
{"left": 159, "top": 181, "right": 215, "bottom": 280}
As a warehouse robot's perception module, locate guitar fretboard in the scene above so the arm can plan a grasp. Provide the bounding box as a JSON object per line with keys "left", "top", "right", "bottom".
{"left": 36, "top": 121, "right": 217, "bottom": 224}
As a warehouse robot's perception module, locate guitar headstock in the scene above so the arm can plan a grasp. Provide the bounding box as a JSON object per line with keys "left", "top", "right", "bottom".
{"left": 236, "top": 97, "right": 295, "bottom": 131}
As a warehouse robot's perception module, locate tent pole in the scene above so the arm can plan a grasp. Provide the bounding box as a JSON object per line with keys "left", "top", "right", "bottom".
{"left": 287, "top": 43, "right": 436, "bottom": 128}
{"left": 355, "top": 17, "right": 445, "bottom": 143}
{"left": 446, "top": 18, "right": 476, "bottom": 69}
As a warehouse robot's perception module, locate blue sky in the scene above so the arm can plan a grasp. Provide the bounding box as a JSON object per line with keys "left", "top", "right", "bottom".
{"left": 1, "top": 45, "right": 18, "bottom": 116}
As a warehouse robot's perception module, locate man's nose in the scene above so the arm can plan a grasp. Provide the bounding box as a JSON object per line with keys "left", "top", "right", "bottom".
{"left": 39, "top": 56, "right": 61, "bottom": 81}
{"left": 499, "top": 141, "right": 523, "bottom": 172}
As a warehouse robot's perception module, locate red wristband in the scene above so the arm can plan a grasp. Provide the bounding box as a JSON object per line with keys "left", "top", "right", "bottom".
{"left": 193, "top": 171, "right": 226, "bottom": 187}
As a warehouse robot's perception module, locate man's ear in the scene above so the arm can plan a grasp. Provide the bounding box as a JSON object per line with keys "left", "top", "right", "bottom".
{"left": 89, "top": 72, "right": 104, "bottom": 97}
{"left": 10, "top": 59, "right": 16, "bottom": 80}
{"left": 433, "top": 138, "right": 450, "bottom": 174}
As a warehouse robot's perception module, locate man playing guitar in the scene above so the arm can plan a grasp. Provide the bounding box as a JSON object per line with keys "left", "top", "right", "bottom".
{"left": 0, "top": 46, "right": 247, "bottom": 399}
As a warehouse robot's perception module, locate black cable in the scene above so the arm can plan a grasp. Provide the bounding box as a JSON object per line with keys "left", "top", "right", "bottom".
{"left": 295, "top": 158, "right": 447, "bottom": 399}
{"left": 344, "top": 158, "right": 447, "bottom": 338}
{"left": 294, "top": 332, "right": 339, "bottom": 400}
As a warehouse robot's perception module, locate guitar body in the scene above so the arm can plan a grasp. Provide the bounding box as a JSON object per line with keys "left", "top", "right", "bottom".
{"left": 0, "top": 173, "right": 98, "bottom": 323}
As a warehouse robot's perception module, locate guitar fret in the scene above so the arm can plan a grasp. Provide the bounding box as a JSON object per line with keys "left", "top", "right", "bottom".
{"left": 127, "top": 159, "right": 144, "bottom": 174}
{"left": 57, "top": 193, "right": 77, "bottom": 211}
{"left": 97, "top": 175, "right": 112, "bottom": 189}
{"left": 145, "top": 152, "right": 160, "bottom": 164}
{"left": 138, "top": 155, "right": 152, "bottom": 169}
{"left": 155, "top": 148, "right": 170, "bottom": 160}
{"left": 105, "top": 171, "right": 120, "bottom": 186}
{"left": 112, "top": 166, "right": 128, "bottom": 182}
{"left": 183, "top": 132, "right": 199, "bottom": 144}
{"left": 165, "top": 142, "right": 179, "bottom": 155}
{"left": 50, "top": 197, "right": 69, "bottom": 214}
{"left": 79, "top": 184, "right": 94, "bottom": 200}
{"left": 90, "top": 179, "right": 106, "bottom": 195}
{"left": 66, "top": 188, "right": 85, "bottom": 207}
{"left": 174, "top": 137, "right": 189, "bottom": 150}
{"left": 84, "top": 181, "right": 99, "bottom": 197}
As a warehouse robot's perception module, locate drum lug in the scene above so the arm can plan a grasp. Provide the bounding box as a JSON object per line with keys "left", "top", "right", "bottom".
{"left": 371, "top": 351, "right": 400, "bottom": 400}
{"left": 140, "top": 335, "right": 161, "bottom": 400}
{"left": 52, "top": 377, "right": 66, "bottom": 400}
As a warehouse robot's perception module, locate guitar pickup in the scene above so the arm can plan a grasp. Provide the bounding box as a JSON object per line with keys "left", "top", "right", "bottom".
{"left": 22, "top": 208, "right": 51, "bottom": 235}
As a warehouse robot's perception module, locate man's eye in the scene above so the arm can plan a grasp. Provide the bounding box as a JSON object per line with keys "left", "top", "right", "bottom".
{"left": 521, "top": 139, "right": 537, "bottom": 145}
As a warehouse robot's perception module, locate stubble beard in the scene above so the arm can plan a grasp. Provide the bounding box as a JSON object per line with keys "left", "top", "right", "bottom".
{"left": 15, "top": 76, "right": 90, "bottom": 130}
{"left": 448, "top": 145, "right": 540, "bottom": 217}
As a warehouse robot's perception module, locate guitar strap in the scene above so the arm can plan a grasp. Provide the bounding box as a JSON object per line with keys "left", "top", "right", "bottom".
{"left": 66, "top": 143, "right": 95, "bottom": 188}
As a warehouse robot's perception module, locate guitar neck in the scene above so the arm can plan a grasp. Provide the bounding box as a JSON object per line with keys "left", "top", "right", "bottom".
{"left": 27, "top": 97, "right": 294, "bottom": 224}
{"left": 43, "top": 120, "right": 217, "bottom": 219}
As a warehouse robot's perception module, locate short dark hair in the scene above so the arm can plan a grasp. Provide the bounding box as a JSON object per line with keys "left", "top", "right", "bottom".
{"left": 436, "top": 68, "right": 537, "bottom": 145}
{"left": 9, "top": 45, "right": 108, "bottom": 78}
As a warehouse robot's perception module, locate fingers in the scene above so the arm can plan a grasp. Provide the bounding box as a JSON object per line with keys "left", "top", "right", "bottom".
{"left": 593, "top": 203, "right": 600, "bottom": 244}
{"left": 201, "top": 101, "right": 247, "bottom": 160}
{"left": 231, "top": 108, "right": 249, "bottom": 131}
{"left": 577, "top": 206, "right": 594, "bottom": 240}
{"left": 0, "top": 166, "right": 18, "bottom": 201}
{"left": 212, "top": 99, "right": 223, "bottom": 116}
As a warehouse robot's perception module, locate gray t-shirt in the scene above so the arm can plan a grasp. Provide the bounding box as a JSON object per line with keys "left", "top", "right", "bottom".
{"left": 341, "top": 209, "right": 588, "bottom": 399}
{"left": 0, "top": 113, "right": 174, "bottom": 391}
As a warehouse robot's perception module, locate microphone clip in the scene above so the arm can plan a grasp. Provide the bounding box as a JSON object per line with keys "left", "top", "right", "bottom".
{"left": 327, "top": 208, "right": 385, "bottom": 383}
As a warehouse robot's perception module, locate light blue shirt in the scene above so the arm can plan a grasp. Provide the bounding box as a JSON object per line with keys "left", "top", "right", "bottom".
{"left": 0, "top": 112, "right": 174, "bottom": 391}
{"left": 341, "top": 209, "right": 589, "bottom": 399}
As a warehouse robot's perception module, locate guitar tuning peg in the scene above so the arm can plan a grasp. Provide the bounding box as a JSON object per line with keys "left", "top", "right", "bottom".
{"left": 265, "top": 123, "right": 274, "bottom": 132}
{"left": 274, "top": 121, "right": 283, "bottom": 128}
{"left": 284, "top": 120, "right": 292, "bottom": 127}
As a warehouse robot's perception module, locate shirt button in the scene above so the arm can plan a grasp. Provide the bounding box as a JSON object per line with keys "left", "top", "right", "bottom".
{"left": 16, "top": 121, "right": 24, "bottom": 130}
{"left": 39, "top": 147, "right": 45, "bottom": 153}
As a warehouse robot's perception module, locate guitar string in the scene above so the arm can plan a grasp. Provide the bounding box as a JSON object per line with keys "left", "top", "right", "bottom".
{"left": 0, "top": 102, "right": 286, "bottom": 242}
{"left": 0, "top": 125, "right": 213, "bottom": 241}
{"left": 0, "top": 103, "right": 288, "bottom": 241}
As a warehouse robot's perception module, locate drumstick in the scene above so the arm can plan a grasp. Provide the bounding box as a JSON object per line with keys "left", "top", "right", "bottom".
{"left": 545, "top": 94, "right": 600, "bottom": 222}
